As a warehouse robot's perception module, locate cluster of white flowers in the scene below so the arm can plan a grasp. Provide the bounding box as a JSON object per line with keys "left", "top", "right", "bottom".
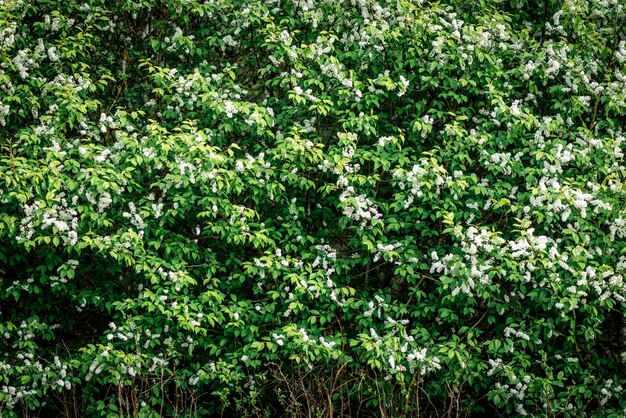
{"left": 99, "top": 112, "right": 117, "bottom": 134}
{"left": 122, "top": 202, "right": 146, "bottom": 230}
{"left": 408, "top": 347, "right": 441, "bottom": 374}
{"left": 506, "top": 228, "right": 552, "bottom": 259}
{"left": 51, "top": 356, "right": 72, "bottom": 391}
{"left": 617, "top": 41, "right": 626, "bottom": 63}
{"left": 66, "top": 72, "right": 94, "bottom": 92}
{"left": 84, "top": 190, "right": 113, "bottom": 213}
{"left": 430, "top": 250, "right": 453, "bottom": 276}
{"left": 42, "top": 139, "right": 66, "bottom": 157}
{"left": 272, "top": 333, "right": 285, "bottom": 346}
{"left": 486, "top": 151, "right": 514, "bottom": 175}
{"left": 319, "top": 56, "right": 354, "bottom": 91}
{"left": 12, "top": 49, "right": 37, "bottom": 78}
{"left": 509, "top": 100, "right": 522, "bottom": 116}
{"left": 544, "top": 43, "right": 570, "bottom": 80}
{"left": 226, "top": 205, "right": 251, "bottom": 236}
{"left": 312, "top": 244, "right": 337, "bottom": 270}
{"left": 580, "top": 264, "right": 626, "bottom": 304}
{"left": 166, "top": 26, "right": 196, "bottom": 54}
{"left": 294, "top": 244, "right": 348, "bottom": 306}
{"left": 94, "top": 148, "right": 112, "bottom": 163}
{"left": 373, "top": 241, "right": 402, "bottom": 263}
{"left": 47, "top": 46, "right": 60, "bottom": 62}
{"left": 599, "top": 378, "right": 623, "bottom": 406}
{"left": 0, "top": 351, "right": 58, "bottom": 406}
{"left": 56, "top": 259, "right": 79, "bottom": 277}
{"left": 338, "top": 186, "right": 382, "bottom": 227}
{"left": 116, "top": 356, "right": 143, "bottom": 378}
{"left": 377, "top": 136, "right": 394, "bottom": 147}
{"left": 370, "top": 322, "right": 443, "bottom": 376}
{"left": 393, "top": 157, "right": 446, "bottom": 208}
{"left": 176, "top": 156, "right": 198, "bottom": 184}
{"left": 84, "top": 352, "right": 107, "bottom": 382}
{"left": 156, "top": 267, "right": 187, "bottom": 290}
{"left": 43, "top": 14, "right": 70, "bottom": 32}
{"left": 494, "top": 374, "right": 532, "bottom": 415}
{"left": 397, "top": 75, "right": 409, "bottom": 97}
{"left": 487, "top": 358, "right": 503, "bottom": 376}
{"left": 17, "top": 194, "right": 80, "bottom": 246}
{"left": 430, "top": 226, "right": 505, "bottom": 298}
{"left": 503, "top": 326, "right": 531, "bottom": 342}
{"left": 164, "top": 69, "right": 205, "bottom": 114}
{"left": 0, "top": 101, "right": 9, "bottom": 126}
{"left": 147, "top": 354, "right": 168, "bottom": 373}
{"left": 364, "top": 294, "right": 387, "bottom": 318}
{"left": 4, "top": 276, "right": 35, "bottom": 295}
{"left": 0, "top": 21, "right": 16, "bottom": 51}
{"left": 1, "top": 384, "right": 37, "bottom": 409}
{"left": 528, "top": 174, "right": 615, "bottom": 223}
{"left": 224, "top": 100, "right": 237, "bottom": 118}
{"left": 317, "top": 158, "right": 341, "bottom": 174}
{"left": 188, "top": 374, "right": 200, "bottom": 386}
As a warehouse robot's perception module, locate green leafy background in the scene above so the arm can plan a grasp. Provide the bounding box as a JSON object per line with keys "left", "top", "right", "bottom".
{"left": 1, "top": 0, "right": 625, "bottom": 416}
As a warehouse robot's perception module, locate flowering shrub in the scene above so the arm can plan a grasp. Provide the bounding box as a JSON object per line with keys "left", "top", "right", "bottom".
{"left": 1, "top": 0, "right": 626, "bottom": 416}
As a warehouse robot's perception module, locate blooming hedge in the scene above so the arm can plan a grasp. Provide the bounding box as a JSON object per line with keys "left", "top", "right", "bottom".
{"left": 1, "top": 0, "right": 626, "bottom": 416}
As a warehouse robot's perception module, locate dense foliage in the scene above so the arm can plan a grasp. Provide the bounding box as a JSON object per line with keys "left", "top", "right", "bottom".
{"left": 1, "top": 0, "right": 626, "bottom": 416}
